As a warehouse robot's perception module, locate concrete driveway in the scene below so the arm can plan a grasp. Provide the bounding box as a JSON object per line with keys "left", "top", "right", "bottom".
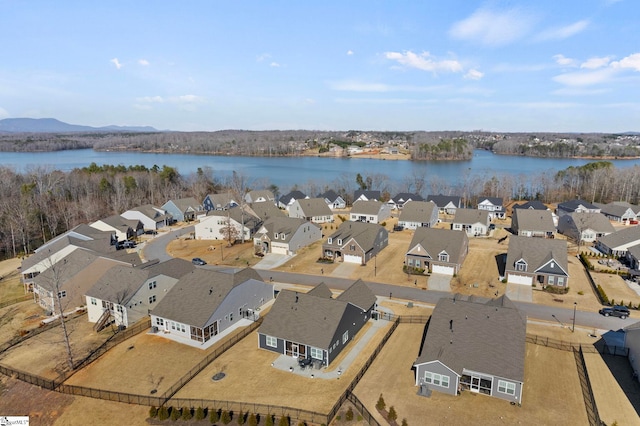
{"left": 427, "top": 274, "right": 452, "bottom": 291}
{"left": 506, "top": 282, "right": 533, "bottom": 302}
{"left": 253, "top": 253, "right": 292, "bottom": 270}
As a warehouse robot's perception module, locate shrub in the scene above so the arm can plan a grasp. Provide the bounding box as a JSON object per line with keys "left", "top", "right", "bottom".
{"left": 543, "top": 285, "right": 569, "bottom": 295}
{"left": 345, "top": 407, "right": 354, "bottom": 421}
{"left": 376, "top": 394, "right": 386, "bottom": 411}
{"left": 220, "top": 410, "right": 232, "bottom": 424}
{"left": 501, "top": 278, "right": 507, "bottom": 283}
{"left": 182, "top": 407, "right": 193, "bottom": 421}
{"left": 380, "top": 221, "right": 387, "bottom": 227}
{"left": 149, "top": 406, "right": 158, "bottom": 419}
{"left": 210, "top": 408, "right": 220, "bottom": 424}
{"left": 388, "top": 406, "right": 398, "bottom": 422}
{"left": 248, "top": 413, "right": 258, "bottom": 426}
{"left": 195, "top": 407, "right": 205, "bottom": 421}
{"left": 357, "top": 415, "right": 363, "bottom": 421}
{"left": 170, "top": 407, "right": 180, "bottom": 421}
{"left": 402, "top": 419, "right": 408, "bottom": 426}
{"left": 237, "top": 410, "right": 245, "bottom": 425}
{"left": 158, "top": 406, "right": 170, "bottom": 421}
{"left": 278, "top": 415, "right": 290, "bottom": 426}
{"left": 265, "top": 414, "right": 274, "bottom": 426}
{"left": 577, "top": 290, "right": 584, "bottom": 295}
{"left": 597, "top": 285, "right": 609, "bottom": 304}
{"left": 611, "top": 299, "right": 615, "bottom": 306}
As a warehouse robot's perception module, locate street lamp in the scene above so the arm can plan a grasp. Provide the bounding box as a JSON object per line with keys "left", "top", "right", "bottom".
{"left": 572, "top": 302, "right": 577, "bottom": 333}
{"left": 374, "top": 254, "right": 377, "bottom": 277}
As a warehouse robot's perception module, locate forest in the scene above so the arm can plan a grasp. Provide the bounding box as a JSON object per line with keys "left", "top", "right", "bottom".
{"left": 1, "top": 159, "right": 640, "bottom": 261}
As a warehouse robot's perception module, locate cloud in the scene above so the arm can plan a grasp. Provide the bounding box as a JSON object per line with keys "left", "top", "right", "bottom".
{"left": 110, "top": 58, "right": 123, "bottom": 69}
{"left": 384, "top": 51, "right": 463, "bottom": 73}
{"left": 553, "top": 68, "right": 617, "bottom": 86}
{"left": 0, "top": 107, "right": 8, "bottom": 119}
{"left": 552, "top": 87, "right": 609, "bottom": 96}
{"left": 347, "top": 50, "right": 354, "bottom": 56}
{"left": 256, "top": 53, "right": 271, "bottom": 62}
{"left": 328, "top": 80, "right": 448, "bottom": 93}
{"left": 269, "top": 62, "right": 280, "bottom": 67}
{"left": 464, "top": 69, "right": 484, "bottom": 80}
{"left": 138, "top": 59, "right": 150, "bottom": 66}
{"left": 553, "top": 54, "right": 577, "bottom": 67}
{"left": 581, "top": 56, "right": 612, "bottom": 69}
{"left": 611, "top": 53, "right": 640, "bottom": 71}
{"left": 535, "top": 20, "right": 589, "bottom": 41}
{"left": 135, "top": 94, "right": 205, "bottom": 104}
{"left": 449, "top": 7, "right": 534, "bottom": 46}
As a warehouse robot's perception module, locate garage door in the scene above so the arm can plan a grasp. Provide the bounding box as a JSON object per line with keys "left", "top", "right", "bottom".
{"left": 432, "top": 265, "right": 455, "bottom": 275}
{"left": 344, "top": 254, "right": 362, "bottom": 264}
{"left": 271, "top": 245, "right": 288, "bottom": 255}
{"left": 508, "top": 274, "right": 533, "bottom": 285}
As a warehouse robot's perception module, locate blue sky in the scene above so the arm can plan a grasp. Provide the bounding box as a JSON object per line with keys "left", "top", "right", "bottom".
{"left": 1, "top": 0, "right": 638, "bottom": 132}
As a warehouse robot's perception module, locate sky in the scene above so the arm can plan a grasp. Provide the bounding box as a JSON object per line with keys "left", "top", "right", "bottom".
{"left": 1, "top": 0, "right": 638, "bottom": 132}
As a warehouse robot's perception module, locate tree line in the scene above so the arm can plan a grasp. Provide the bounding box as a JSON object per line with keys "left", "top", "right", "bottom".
{"left": 1, "top": 160, "right": 640, "bottom": 260}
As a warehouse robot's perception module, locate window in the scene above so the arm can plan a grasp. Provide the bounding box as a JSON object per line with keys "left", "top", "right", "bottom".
{"left": 498, "top": 380, "right": 516, "bottom": 395}
{"left": 350, "top": 245, "right": 356, "bottom": 251}
{"left": 148, "top": 295, "right": 156, "bottom": 304}
{"left": 342, "top": 330, "right": 349, "bottom": 344}
{"left": 515, "top": 260, "right": 527, "bottom": 272}
{"left": 229, "top": 312, "right": 233, "bottom": 321}
{"left": 407, "top": 258, "right": 413, "bottom": 266}
{"left": 548, "top": 275, "right": 555, "bottom": 285}
{"left": 439, "top": 253, "right": 449, "bottom": 262}
{"left": 90, "top": 298, "right": 97, "bottom": 306}
{"left": 58, "top": 291, "right": 67, "bottom": 298}
{"left": 148, "top": 281, "right": 156, "bottom": 290}
{"left": 557, "top": 277, "right": 565, "bottom": 286}
{"left": 415, "top": 259, "right": 421, "bottom": 268}
{"left": 280, "top": 233, "right": 285, "bottom": 239}
{"left": 424, "top": 372, "right": 449, "bottom": 388}
{"left": 155, "top": 318, "right": 164, "bottom": 326}
{"left": 116, "top": 305, "right": 124, "bottom": 313}
{"left": 337, "top": 239, "right": 342, "bottom": 245}
{"left": 310, "top": 347, "right": 323, "bottom": 360}
{"left": 328, "top": 237, "right": 333, "bottom": 244}
{"left": 265, "top": 335, "right": 277, "bottom": 348}
{"left": 274, "top": 233, "right": 279, "bottom": 240}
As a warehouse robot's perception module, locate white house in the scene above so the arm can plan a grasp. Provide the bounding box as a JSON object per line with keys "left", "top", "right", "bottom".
{"left": 194, "top": 205, "right": 262, "bottom": 242}
{"left": 121, "top": 204, "right": 171, "bottom": 231}
{"left": 349, "top": 200, "right": 391, "bottom": 224}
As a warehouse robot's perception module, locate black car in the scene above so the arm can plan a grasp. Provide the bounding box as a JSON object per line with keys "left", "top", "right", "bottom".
{"left": 192, "top": 257, "right": 207, "bottom": 266}
{"left": 599, "top": 305, "right": 630, "bottom": 319}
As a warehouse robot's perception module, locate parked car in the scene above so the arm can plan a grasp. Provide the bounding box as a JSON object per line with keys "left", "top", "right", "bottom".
{"left": 599, "top": 305, "right": 630, "bottom": 319}
{"left": 121, "top": 240, "right": 137, "bottom": 248}
{"left": 192, "top": 257, "right": 207, "bottom": 265}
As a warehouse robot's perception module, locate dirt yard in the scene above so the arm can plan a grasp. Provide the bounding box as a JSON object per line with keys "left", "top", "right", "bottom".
{"left": 592, "top": 272, "right": 640, "bottom": 309}
{"left": 353, "top": 324, "right": 589, "bottom": 426}
{"left": 0, "top": 257, "right": 24, "bottom": 301}
{"left": 0, "top": 301, "right": 46, "bottom": 346}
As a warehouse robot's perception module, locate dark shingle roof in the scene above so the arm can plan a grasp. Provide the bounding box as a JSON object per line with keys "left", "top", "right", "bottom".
{"left": 327, "top": 221, "right": 386, "bottom": 253}
{"left": 398, "top": 201, "right": 437, "bottom": 223}
{"left": 597, "top": 225, "right": 640, "bottom": 250}
{"left": 453, "top": 208, "right": 489, "bottom": 224}
{"left": 513, "top": 200, "right": 548, "bottom": 211}
{"left": 505, "top": 235, "right": 568, "bottom": 274}
{"left": 335, "top": 279, "right": 376, "bottom": 311}
{"left": 512, "top": 209, "right": 555, "bottom": 233}
{"left": 306, "top": 282, "right": 333, "bottom": 299}
{"left": 391, "top": 193, "right": 424, "bottom": 203}
{"left": 354, "top": 190, "right": 381, "bottom": 201}
{"left": 407, "top": 227, "right": 468, "bottom": 265}
{"left": 558, "top": 199, "right": 598, "bottom": 211}
{"left": 426, "top": 195, "right": 462, "bottom": 208}
{"left": 351, "top": 200, "right": 385, "bottom": 216}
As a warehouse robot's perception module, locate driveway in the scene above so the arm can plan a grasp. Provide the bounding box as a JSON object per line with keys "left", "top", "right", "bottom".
{"left": 506, "top": 282, "right": 533, "bottom": 302}
{"left": 253, "top": 253, "right": 292, "bottom": 270}
{"left": 332, "top": 262, "right": 360, "bottom": 278}
{"left": 427, "top": 274, "right": 452, "bottom": 292}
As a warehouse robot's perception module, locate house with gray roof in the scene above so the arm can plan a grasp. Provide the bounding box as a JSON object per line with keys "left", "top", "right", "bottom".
{"left": 596, "top": 225, "right": 640, "bottom": 256}
{"left": 289, "top": 198, "right": 334, "bottom": 224}
{"left": 151, "top": 268, "right": 273, "bottom": 346}
{"left": 258, "top": 280, "right": 376, "bottom": 366}
{"left": 85, "top": 258, "right": 195, "bottom": 330}
{"left": 121, "top": 204, "right": 171, "bottom": 231}
{"left": 413, "top": 294, "right": 526, "bottom": 403}
{"left": 388, "top": 193, "right": 424, "bottom": 210}
{"left": 510, "top": 209, "right": 555, "bottom": 238}
{"left": 625, "top": 245, "right": 640, "bottom": 270}
{"left": 203, "top": 193, "right": 240, "bottom": 211}
{"left": 512, "top": 200, "right": 548, "bottom": 211}
{"left": 349, "top": 200, "right": 391, "bottom": 224}
{"left": 426, "top": 195, "right": 463, "bottom": 215}
{"left": 248, "top": 201, "right": 285, "bottom": 222}
{"left": 318, "top": 190, "right": 346, "bottom": 210}
{"left": 405, "top": 228, "right": 469, "bottom": 275}
{"left": 278, "top": 190, "right": 308, "bottom": 211}
{"left": 254, "top": 217, "right": 322, "bottom": 255}
{"left": 504, "top": 235, "right": 568, "bottom": 288}
{"left": 398, "top": 201, "right": 438, "bottom": 230}
{"left": 354, "top": 190, "right": 381, "bottom": 203}
{"left": 90, "top": 214, "right": 144, "bottom": 241}
{"left": 556, "top": 199, "right": 600, "bottom": 217}
{"left": 597, "top": 201, "right": 639, "bottom": 223}
{"left": 452, "top": 209, "right": 490, "bottom": 237}
{"left": 557, "top": 212, "right": 615, "bottom": 243}
{"left": 322, "top": 221, "right": 388, "bottom": 265}
{"left": 194, "top": 205, "right": 262, "bottom": 242}
{"left": 244, "top": 190, "right": 275, "bottom": 204}
{"left": 161, "top": 197, "right": 204, "bottom": 223}
{"left": 477, "top": 196, "right": 505, "bottom": 219}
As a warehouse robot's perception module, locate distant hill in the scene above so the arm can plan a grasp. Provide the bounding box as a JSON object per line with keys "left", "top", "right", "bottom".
{"left": 0, "top": 118, "right": 158, "bottom": 133}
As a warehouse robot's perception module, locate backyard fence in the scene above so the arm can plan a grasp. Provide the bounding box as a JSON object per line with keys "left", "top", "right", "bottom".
{"left": 526, "top": 333, "right": 628, "bottom": 356}
{"left": 574, "top": 346, "right": 606, "bottom": 426}
{"left": 578, "top": 255, "right": 607, "bottom": 305}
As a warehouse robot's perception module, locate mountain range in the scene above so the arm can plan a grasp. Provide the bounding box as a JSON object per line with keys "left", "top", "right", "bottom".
{"left": 0, "top": 118, "right": 158, "bottom": 133}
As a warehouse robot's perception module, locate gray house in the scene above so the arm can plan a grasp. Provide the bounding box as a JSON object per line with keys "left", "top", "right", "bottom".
{"left": 556, "top": 199, "right": 600, "bottom": 217}
{"left": 597, "top": 201, "right": 639, "bottom": 223}
{"left": 254, "top": 217, "right": 322, "bottom": 255}
{"left": 258, "top": 280, "right": 376, "bottom": 366}
{"left": 510, "top": 209, "right": 555, "bottom": 238}
{"left": 349, "top": 200, "right": 391, "bottom": 224}
{"left": 426, "top": 195, "right": 463, "bottom": 215}
{"left": 596, "top": 225, "right": 640, "bottom": 256}
{"left": 398, "top": 201, "right": 439, "bottom": 230}
{"left": 289, "top": 198, "right": 334, "bottom": 224}
{"left": 151, "top": 268, "right": 273, "bottom": 346}
{"left": 504, "top": 235, "right": 569, "bottom": 288}
{"left": 388, "top": 193, "right": 424, "bottom": 210}
{"left": 405, "top": 228, "right": 469, "bottom": 275}
{"left": 318, "top": 190, "right": 347, "bottom": 210}
{"left": 323, "top": 221, "right": 389, "bottom": 265}
{"left": 278, "top": 190, "right": 308, "bottom": 211}
{"left": 452, "top": 209, "right": 490, "bottom": 237}
{"left": 244, "top": 190, "right": 275, "bottom": 204}
{"left": 203, "top": 193, "right": 240, "bottom": 211}
{"left": 477, "top": 197, "right": 505, "bottom": 219}
{"left": 121, "top": 204, "right": 171, "bottom": 231}
{"left": 557, "top": 212, "right": 615, "bottom": 243}
{"left": 161, "top": 197, "right": 203, "bottom": 223}
{"left": 90, "top": 215, "right": 144, "bottom": 241}
{"left": 414, "top": 294, "right": 526, "bottom": 403}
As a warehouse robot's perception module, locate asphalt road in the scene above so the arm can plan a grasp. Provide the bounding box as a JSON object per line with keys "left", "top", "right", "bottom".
{"left": 143, "top": 226, "right": 635, "bottom": 332}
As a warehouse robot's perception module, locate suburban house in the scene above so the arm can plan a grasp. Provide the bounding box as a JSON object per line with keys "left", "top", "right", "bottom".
{"left": 254, "top": 217, "right": 322, "bottom": 255}
{"left": 413, "top": 294, "right": 526, "bottom": 403}
{"left": 258, "top": 280, "right": 376, "bottom": 366}
{"left": 323, "top": 221, "right": 389, "bottom": 265}
{"left": 556, "top": 199, "right": 601, "bottom": 217}
{"left": 161, "top": 197, "right": 204, "bottom": 223}
{"left": 477, "top": 197, "right": 505, "bottom": 219}
{"left": 318, "top": 190, "right": 347, "bottom": 210}
{"left": 504, "top": 235, "right": 569, "bottom": 288}
{"left": 557, "top": 212, "right": 615, "bottom": 243}
{"left": 353, "top": 190, "right": 381, "bottom": 203}
{"left": 278, "top": 190, "right": 308, "bottom": 211}
{"left": 32, "top": 250, "right": 131, "bottom": 315}
{"left": 388, "top": 193, "right": 424, "bottom": 210}
{"left": 194, "top": 205, "right": 262, "bottom": 242}
{"left": 596, "top": 225, "right": 640, "bottom": 256}
{"left": 288, "top": 198, "right": 334, "bottom": 224}
{"left": 90, "top": 215, "right": 144, "bottom": 241}
{"left": 512, "top": 200, "right": 548, "bottom": 211}
{"left": 247, "top": 201, "right": 286, "bottom": 222}
{"left": 151, "top": 268, "right": 273, "bottom": 346}
{"left": 452, "top": 209, "right": 490, "bottom": 237}
{"left": 121, "top": 204, "right": 172, "bottom": 231}
{"left": 510, "top": 209, "right": 556, "bottom": 238}
{"left": 625, "top": 245, "right": 640, "bottom": 270}
{"left": 405, "top": 228, "right": 469, "bottom": 275}
{"left": 597, "top": 201, "right": 639, "bottom": 223}
{"left": 398, "top": 201, "right": 439, "bottom": 230}
{"left": 244, "top": 190, "right": 275, "bottom": 204}
{"left": 426, "top": 195, "right": 463, "bottom": 215}
{"left": 86, "top": 258, "right": 195, "bottom": 330}
{"left": 349, "top": 200, "right": 392, "bottom": 224}
{"left": 203, "top": 193, "right": 240, "bottom": 211}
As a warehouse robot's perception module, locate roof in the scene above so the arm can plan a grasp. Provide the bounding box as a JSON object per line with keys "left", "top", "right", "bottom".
{"left": 512, "top": 200, "right": 547, "bottom": 211}
{"left": 85, "top": 265, "right": 150, "bottom": 305}
{"left": 351, "top": 200, "right": 385, "bottom": 216}
{"left": 415, "top": 294, "right": 526, "bottom": 382}
{"left": 453, "top": 208, "right": 489, "bottom": 224}
{"left": 426, "top": 195, "right": 462, "bottom": 208}
{"left": 151, "top": 267, "right": 264, "bottom": 327}
{"left": 407, "top": 227, "right": 468, "bottom": 265}
{"left": 478, "top": 196, "right": 503, "bottom": 206}
{"left": 206, "top": 205, "right": 261, "bottom": 229}
{"left": 136, "top": 257, "right": 195, "bottom": 280}
{"left": 557, "top": 199, "right": 599, "bottom": 211}
{"left": 354, "top": 190, "right": 381, "bottom": 201}
{"left": 398, "top": 201, "right": 437, "bottom": 223}
{"left": 318, "top": 190, "right": 343, "bottom": 203}
{"left": 93, "top": 215, "right": 141, "bottom": 232}
{"left": 599, "top": 202, "right": 638, "bottom": 218}
{"left": 306, "top": 282, "right": 333, "bottom": 299}
{"left": 327, "top": 221, "right": 386, "bottom": 252}
{"left": 292, "top": 198, "right": 333, "bottom": 217}
{"left": 597, "top": 225, "right": 640, "bottom": 250}
{"left": 205, "top": 193, "right": 237, "bottom": 209}
{"left": 256, "top": 217, "right": 318, "bottom": 243}
{"left": 165, "top": 197, "right": 201, "bottom": 212}
{"left": 279, "top": 191, "right": 307, "bottom": 204}
{"left": 247, "top": 201, "right": 285, "bottom": 221}
{"left": 558, "top": 212, "right": 615, "bottom": 234}
{"left": 391, "top": 193, "right": 424, "bottom": 203}
{"left": 124, "top": 204, "right": 168, "bottom": 222}
{"left": 512, "top": 209, "right": 555, "bottom": 233}
{"left": 246, "top": 190, "right": 274, "bottom": 203}
{"left": 505, "top": 235, "right": 568, "bottom": 274}
{"left": 33, "top": 250, "right": 100, "bottom": 292}
{"left": 335, "top": 279, "right": 376, "bottom": 311}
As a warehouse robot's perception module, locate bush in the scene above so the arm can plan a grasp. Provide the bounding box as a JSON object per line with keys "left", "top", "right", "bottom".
{"left": 376, "top": 394, "right": 386, "bottom": 411}
{"left": 182, "top": 407, "right": 193, "bottom": 421}
{"left": 597, "top": 285, "right": 609, "bottom": 304}
{"left": 577, "top": 290, "right": 584, "bottom": 295}
{"left": 237, "top": 410, "right": 245, "bottom": 425}
{"left": 278, "top": 415, "right": 290, "bottom": 426}
{"left": 345, "top": 407, "right": 354, "bottom": 421}
{"left": 380, "top": 221, "right": 387, "bottom": 227}
{"left": 357, "top": 415, "right": 363, "bottom": 421}
{"left": 149, "top": 406, "right": 158, "bottom": 418}
{"left": 248, "top": 413, "right": 258, "bottom": 426}
{"left": 210, "top": 408, "right": 220, "bottom": 424}
{"left": 170, "top": 407, "right": 180, "bottom": 421}
{"left": 388, "top": 406, "right": 397, "bottom": 422}
{"left": 402, "top": 419, "right": 408, "bottom": 426}
{"left": 265, "top": 414, "right": 274, "bottom": 426}
{"left": 195, "top": 407, "right": 205, "bottom": 421}
{"left": 221, "top": 410, "right": 232, "bottom": 424}
{"left": 403, "top": 265, "right": 425, "bottom": 275}
{"left": 543, "top": 285, "right": 569, "bottom": 295}
{"left": 158, "top": 406, "right": 170, "bottom": 421}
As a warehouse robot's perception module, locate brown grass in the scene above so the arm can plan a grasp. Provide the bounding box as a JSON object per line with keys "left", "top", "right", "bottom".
{"left": 0, "top": 257, "right": 24, "bottom": 301}
{"left": 592, "top": 272, "right": 640, "bottom": 308}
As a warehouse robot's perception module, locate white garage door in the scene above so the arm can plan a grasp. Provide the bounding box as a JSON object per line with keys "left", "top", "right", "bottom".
{"left": 344, "top": 254, "right": 362, "bottom": 264}
{"left": 508, "top": 274, "right": 533, "bottom": 285}
{"left": 271, "top": 245, "right": 288, "bottom": 255}
{"left": 432, "top": 265, "right": 455, "bottom": 275}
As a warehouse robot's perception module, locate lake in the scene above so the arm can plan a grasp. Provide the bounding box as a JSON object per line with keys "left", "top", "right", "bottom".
{"left": 1, "top": 149, "right": 639, "bottom": 190}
